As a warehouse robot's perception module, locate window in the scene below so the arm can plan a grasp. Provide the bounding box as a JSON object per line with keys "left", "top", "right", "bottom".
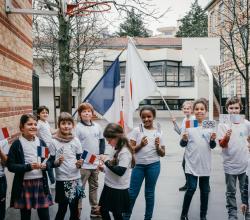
{"left": 103, "top": 60, "right": 194, "bottom": 88}
{"left": 148, "top": 61, "right": 165, "bottom": 87}
{"left": 219, "top": 2, "right": 224, "bottom": 26}
{"left": 55, "top": 96, "right": 76, "bottom": 108}
{"left": 139, "top": 99, "right": 194, "bottom": 110}
{"left": 210, "top": 11, "right": 215, "bottom": 33}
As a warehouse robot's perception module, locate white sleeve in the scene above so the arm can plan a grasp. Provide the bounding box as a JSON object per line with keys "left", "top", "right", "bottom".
{"left": 129, "top": 128, "right": 139, "bottom": 142}
{"left": 118, "top": 149, "right": 132, "bottom": 168}
{"left": 75, "top": 124, "right": 82, "bottom": 140}
{"left": 0, "top": 139, "right": 9, "bottom": 155}
{"left": 217, "top": 123, "right": 227, "bottom": 140}
{"left": 49, "top": 140, "right": 56, "bottom": 156}
{"left": 98, "top": 124, "right": 104, "bottom": 139}
{"left": 75, "top": 138, "right": 83, "bottom": 154}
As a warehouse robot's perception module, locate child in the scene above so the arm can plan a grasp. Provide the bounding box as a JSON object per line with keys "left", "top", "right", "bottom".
{"left": 0, "top": 139, "right": 9, "bottom": 220}
{"left": 75, "top": 103, "right": 105, "bottom": 218}
{"left": 123, "top": 106, "right": 165, "bottom": 220}
{"left": 98, "top": 123, "right": 134, "bottom": 220}
{"left": 180, "top": 98, "right": 216, "bottom": 220}
{"left": 49, "top": 112, "right": 85, "bottom": 220}
{"left": 7, "top": 114, "right": 53, "bottom": 220}
{"left": 218, "top": 96, "right": 250, "bottom": 220}
{"left": 179, "top": 101, "right": 194, "bottom": 191}
{"left": 37, "top": 106, "right": 55, "bottom": 184}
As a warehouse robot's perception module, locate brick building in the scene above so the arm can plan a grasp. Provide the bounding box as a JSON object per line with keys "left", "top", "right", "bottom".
{"left": 205, "top": 0, "right": 248, "bottom": 113}
{"left": 0, "top": 0, "right": 33, "bottom": 141}
{"left": 0, "top": 0, "right": 33, "bottom": 204}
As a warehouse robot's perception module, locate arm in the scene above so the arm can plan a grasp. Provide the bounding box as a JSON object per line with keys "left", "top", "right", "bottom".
{"left": 130, "top": 137, "right": 147, "bottom": 153}
{"left": 219, "top": 136, "right": 230, "bottom": 148}
{"left": 0, "top": 149, "right": 7, "bottom": 165}
{"left": 155, "top": 137, "right": 165, "bottom": 157}
{"left": 99, "top": 138, "right": 105, "bottom": 155}
{"left": 7, "top": 143, "right": 32, "bottom": 173}
{"left": 104, "top": 160, "right": 127, "bottom": 176}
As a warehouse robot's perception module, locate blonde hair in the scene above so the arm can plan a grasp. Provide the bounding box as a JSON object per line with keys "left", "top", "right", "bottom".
{"left": 182, "top": 101, "right": 193, "bottom": 109}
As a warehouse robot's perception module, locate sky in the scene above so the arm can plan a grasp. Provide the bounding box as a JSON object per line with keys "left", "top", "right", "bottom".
{"left": 106, "top": 0, "right": 210, "bottom": 35}
{"left": 148, "top": 0, "right": 210, "bottom": 34}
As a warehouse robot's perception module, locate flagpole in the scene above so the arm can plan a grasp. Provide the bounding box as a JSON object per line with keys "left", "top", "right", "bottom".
{"left": 72, "top": 48, "right": 126, "bottom": 118}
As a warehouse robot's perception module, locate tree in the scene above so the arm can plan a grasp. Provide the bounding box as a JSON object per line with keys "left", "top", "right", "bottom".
{"left": 33, "top": 16, "right": 59, "bottom": 127}
{"left": 211, "top": 0, "right": 250, "bottom": 119}
{"left": 116, "top": 9, "right": 150, "bottom": 37}
{"left": 34, "top": 0, "right": 166, "bottom": 113}
{"left": 176, "top": 0, "right": 208, "bottom": 37}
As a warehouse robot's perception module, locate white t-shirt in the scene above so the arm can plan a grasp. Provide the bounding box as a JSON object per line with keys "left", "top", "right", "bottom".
{"left": 130, "top": 127, "right": 164, "bottom": 165}
{"left": 104, "top": 147, "right": 132, "bottom": 189}
{"left": 184, "top": 126, "right": 214, "bottom": 176}
{"left": 37, "top": 120, "right": 52, "bottom": 147}
{"left": 19, "top": 136, "right": 43, "bottom": 180}
{"left": 217, "top": 120, "right": 250, "bottom": 175}
{"left": 50, "top": 137, "right": 82, "bottom": 181}
{"left": 75, "top": 122, "right": 103, "bottom": 169}
{"left": 0, "top": 139, "right": 9, "bottom": 177}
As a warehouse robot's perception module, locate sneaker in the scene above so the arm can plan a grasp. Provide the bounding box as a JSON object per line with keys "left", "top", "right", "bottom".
{"left": 179, "top": 184, "right": 187, "bottom": 191}
{"left": 90, "top": 208, "right": 102, "bottom": 218}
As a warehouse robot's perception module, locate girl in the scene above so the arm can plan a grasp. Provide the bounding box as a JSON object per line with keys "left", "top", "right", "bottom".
{"left": 49, "top": 112, "right": 85, "bottom": 220}
{"left": 7, "top": 114, "right": 53, "bottom": 220}
{"left": 180, "top": 99, "right": 216, "bottom": 220}
{"left": 99, "top": 123, "right": 135, "bottom": 220}
{"left": 37, "top": 105, "right": 55, "bottom": 184}
{"left": 123, "top": 106, "right": 165, "bottom": 220}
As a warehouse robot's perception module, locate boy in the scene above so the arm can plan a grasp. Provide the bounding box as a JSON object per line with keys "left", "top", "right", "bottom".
{"left": 76, "top": 103, "right": 105, "bottom": 218}
{"left": 0, "top": 139, "right": 9, "bottom": 220}
{"left": 178, "top": 101, "right": 194, "bottom": 191}
{"left": 218, "top": 96, "right": 250, "bottom": 220}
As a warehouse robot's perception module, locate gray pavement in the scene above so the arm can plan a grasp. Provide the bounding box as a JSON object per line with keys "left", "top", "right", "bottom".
{"left": 5, "top": 118, "right": 244, "bottom": 220}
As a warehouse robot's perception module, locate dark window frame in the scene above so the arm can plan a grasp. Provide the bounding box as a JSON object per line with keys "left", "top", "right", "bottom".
{"left": 55, "top": 96, "right": 76, "bottom": 109}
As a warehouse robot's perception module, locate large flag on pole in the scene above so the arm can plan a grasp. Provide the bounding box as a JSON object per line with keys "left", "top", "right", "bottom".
{"left": 123, "top": 37, "right": 158, "bottom": 131}
{"left": 84, "top": 58, "right": 122, "bottom": 124}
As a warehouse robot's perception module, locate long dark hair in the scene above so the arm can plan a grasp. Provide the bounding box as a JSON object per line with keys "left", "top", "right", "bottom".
{"left": 103, "top": 123, "right": 135, "bottom": 168}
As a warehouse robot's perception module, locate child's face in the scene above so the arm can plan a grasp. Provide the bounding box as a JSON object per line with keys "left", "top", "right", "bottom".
{"left": 106, "top": 137, "right": 118, "bottom": 147}
{"left": 39, "top": 109, "right": 49, "bottom": 121}
{"left": 21, "top": 118, "right": 37, "bottom": 138}
{"left": 140, "top": 110, "right": 154, "bottom": 128}
{"left": 193, "top": 103, "right": 206, "bottom": 122}
{"left": 182, "top": 105, "right": 192, "bottom": 117}
{"left": 59, "top": 120, "right": 73, "bottom": 135}
{"left": 80, "top": 109, "right": 93, "bottom": 121}
{"left": 227, "top": 103, "right": 241, "bottom": 114}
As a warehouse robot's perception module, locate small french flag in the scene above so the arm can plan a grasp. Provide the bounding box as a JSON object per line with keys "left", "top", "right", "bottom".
{"left": 81, "top": 150, "right": 97, "bottom": 164}
{"left": 0, "top": 127, "right": 10, "bottom": 140}
{"left": 37, "top": 146, "right": 49, "bottom": 158}
{"left": 185, "top": 119, "right": 198, "bottom": 129}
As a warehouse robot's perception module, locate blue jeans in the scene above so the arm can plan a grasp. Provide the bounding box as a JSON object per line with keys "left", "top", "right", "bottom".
{"left": 123, "top": 161, "right": 160, "bottom": 220}
{"left": 181, "top": 174, "right": 210, "bottom": 218}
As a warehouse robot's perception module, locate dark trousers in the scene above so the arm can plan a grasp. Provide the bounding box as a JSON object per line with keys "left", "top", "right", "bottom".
{"left": 0, "top": 176, "right": 7, "bottom": 220}
{"left": 55, "top": 198, "right": 79, "bottom": 220}
{"left": 181, "top": 174, "right": 210, "bottom": 218}
{"left": 100, "top": 207, "right": 123, "bottom": 220}
{"left": 182, "top": 156, "right": 187, "bottom": 184}
{"left": 20, "top": 208, "right": 50, "bottom": 220}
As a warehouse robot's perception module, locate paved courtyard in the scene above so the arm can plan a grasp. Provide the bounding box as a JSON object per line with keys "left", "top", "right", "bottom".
{"left": 5, "top": 118, "right": 244, "bottom": 220}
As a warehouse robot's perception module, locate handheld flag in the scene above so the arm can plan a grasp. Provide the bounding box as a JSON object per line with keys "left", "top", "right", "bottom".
{"left": 81, "top": 150, "right": 97, "bottom": 164}
{"left": 81, "top": 58, "right": 122, "bottom": 125}
{"left": 202, "top": 120, "right": 216, "bottom": 129}
{"left": 185, "top": 119, "right": 198, "bottom": 129}
{"left": 37, "top": 146, "right": 49, "bottom": 158}
{"left": 123, "top": 37, "right": 158, "bottom": 131}
{"left": 0, "top": 127, "right": 9, "bottom": 140}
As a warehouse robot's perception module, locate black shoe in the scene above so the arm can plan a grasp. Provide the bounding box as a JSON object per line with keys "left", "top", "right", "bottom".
{"left": 200, "top": 217, "right": 207, "bottom": 220}
{"left": 180, "top": 216, "right": 189, "bottom": 220}
{"left": 179, "top": 184, "right": 187, "bottom": 191}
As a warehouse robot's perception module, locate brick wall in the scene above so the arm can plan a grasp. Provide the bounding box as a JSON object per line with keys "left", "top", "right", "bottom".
{"left": 0, "top": 0, "right": 33, "bottom": 206}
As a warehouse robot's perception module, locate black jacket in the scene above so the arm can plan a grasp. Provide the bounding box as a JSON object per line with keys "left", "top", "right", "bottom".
{"left": 7, "top": 138, "right": 54, "bottom": 206}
